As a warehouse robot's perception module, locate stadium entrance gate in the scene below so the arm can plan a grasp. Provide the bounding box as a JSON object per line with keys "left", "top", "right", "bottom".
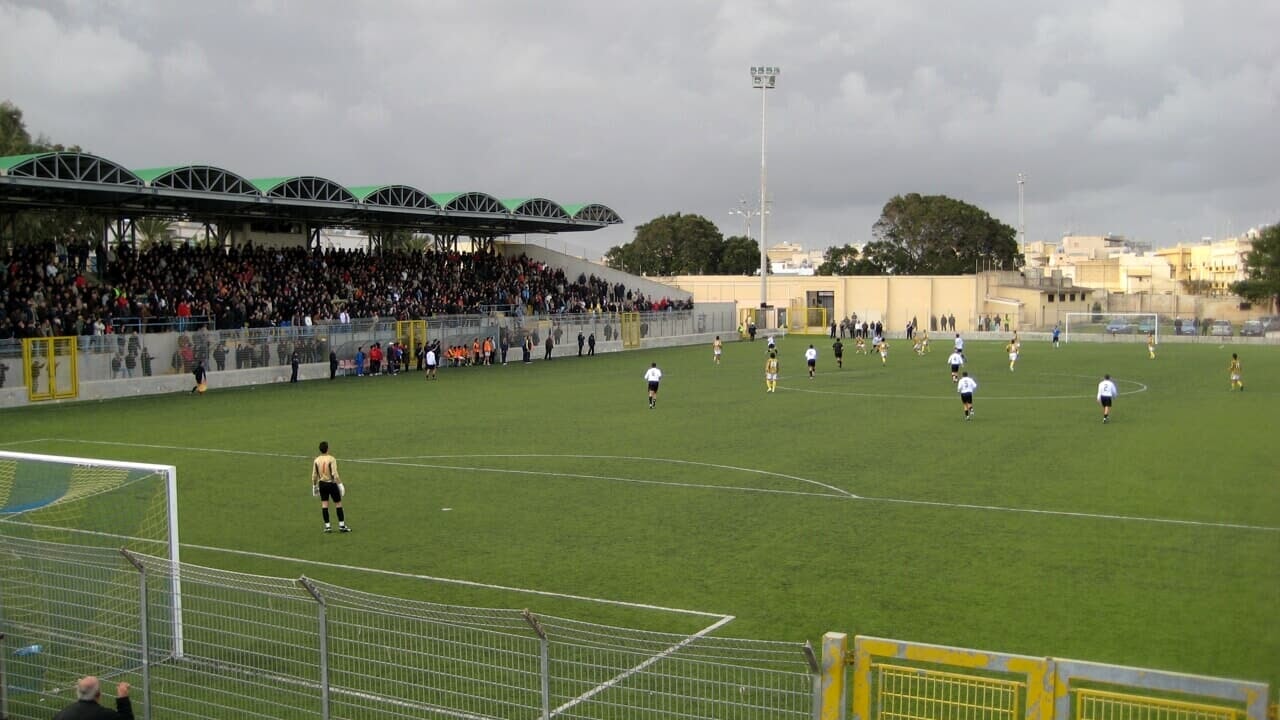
{"left": 395, "top": 320, "right": 428, "bottom": 358}
{"left": 620, "top": 312, "right": 641, "bottom": 349}
{"left": 22, "top": 337, "right": 79, "bottom": 402}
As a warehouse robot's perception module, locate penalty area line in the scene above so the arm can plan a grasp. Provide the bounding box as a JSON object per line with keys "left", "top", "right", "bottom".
{"left": 180, "top": 542, "right": 731, "bottom": 619}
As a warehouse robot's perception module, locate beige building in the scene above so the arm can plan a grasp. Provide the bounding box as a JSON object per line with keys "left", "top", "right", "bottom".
{"left": 1154, "top": 235, "right": 1254, "bottom": 295}
{"left": 667, "top": 270, "right": 1096, "bottom": 332}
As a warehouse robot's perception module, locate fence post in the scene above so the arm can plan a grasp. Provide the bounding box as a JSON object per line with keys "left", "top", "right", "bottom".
{"left": 119, "top": 549, "right": 152, "bottom": 720}
{"left": 817, "top": 633, "right": 849, "bottom": 720}
{"left": 522, "top": 609, "right": 550, "bottom": 720}
{"left": 1, "top": 631, "right": 8, "bottom": 720}
{"left": 299, "top": 577, "right": 330, "bottom": 720}
{"left": 804, "top": 640, "right": 823, "bottom": 720}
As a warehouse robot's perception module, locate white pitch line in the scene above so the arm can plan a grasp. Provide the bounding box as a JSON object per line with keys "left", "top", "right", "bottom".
{"left": 549, "top": 613, "right": 737, "bottom": 718}
{"left": 0, "top": 438, "right": 52, "bottom": 447}
{"left": 44, "top": 439, "right": 1280, "bottom": 532}
{"left": 180, "top": 542, "right": 730, "bottom": 618}
{"left": 781, "top": 374, "right": 1148, "bottom": 402}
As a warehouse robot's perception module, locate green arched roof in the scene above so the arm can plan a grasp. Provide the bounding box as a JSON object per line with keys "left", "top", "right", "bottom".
{"left": 0, "top": 151, "right": 622, "bottom": 234}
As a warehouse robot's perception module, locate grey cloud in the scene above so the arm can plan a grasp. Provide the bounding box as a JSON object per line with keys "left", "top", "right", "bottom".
{"left": 2, "top": 0, "right": 1276, "bottom": 258}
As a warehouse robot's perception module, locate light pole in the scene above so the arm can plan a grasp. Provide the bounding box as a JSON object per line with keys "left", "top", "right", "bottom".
{"left": 1017, "top": 173, "right": 1026, "bottom": 256}
{"left": 751, "top": 65, "right": 779, "bottom": 312}
{"left": 729, "top": 199, "right": 760, "bottom": 243}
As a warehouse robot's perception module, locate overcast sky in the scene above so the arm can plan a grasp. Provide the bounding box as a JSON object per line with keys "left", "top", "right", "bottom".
{"left": 3, "top": 0, "right": 1278, "bottom": 258}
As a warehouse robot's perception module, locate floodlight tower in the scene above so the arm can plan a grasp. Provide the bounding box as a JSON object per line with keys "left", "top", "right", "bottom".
{"left": 751, "top": 65, "right": 780, "bottom": 310}
{"left": 1017, "top": 173, "right": 1027, "bottom": 254}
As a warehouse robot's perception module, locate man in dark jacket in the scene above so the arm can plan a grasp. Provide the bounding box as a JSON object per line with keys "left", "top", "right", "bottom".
{"left": 55, "top": 676, "right": 133, "bottom": 719}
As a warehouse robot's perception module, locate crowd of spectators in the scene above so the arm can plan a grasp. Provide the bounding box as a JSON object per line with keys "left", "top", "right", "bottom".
{"left": 1, "top": 241, "right": 692, "bottom": 341}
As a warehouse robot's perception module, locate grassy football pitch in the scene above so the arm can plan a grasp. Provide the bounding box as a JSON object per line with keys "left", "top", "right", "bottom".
{"left": 5, "top": 335, "right": 1277, "bottom": 687}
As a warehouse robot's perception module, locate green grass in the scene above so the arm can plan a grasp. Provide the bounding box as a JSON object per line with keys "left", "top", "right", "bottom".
{"left": 3, "top": 337, "right": 1277, "bottom": 688}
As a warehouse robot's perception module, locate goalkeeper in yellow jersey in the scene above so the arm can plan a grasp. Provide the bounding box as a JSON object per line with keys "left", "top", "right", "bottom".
{"left": 764, "top": 352, "right": 779, "bottom": 393}
{"left": 1147, "top": 332, "right": 1156, "bottom": 359}
{"left": 1228, "top": 353, "right": 1243, "bottom": 391}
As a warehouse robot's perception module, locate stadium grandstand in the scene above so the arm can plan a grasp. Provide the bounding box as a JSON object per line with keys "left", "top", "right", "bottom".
{"left": 0, "top": 151, "right": 692, "bottom": 339}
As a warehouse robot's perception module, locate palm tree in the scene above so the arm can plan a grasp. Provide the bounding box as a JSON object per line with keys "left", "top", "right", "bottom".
{"left": 134, "top": 217, "right": 175, "bottom": 249}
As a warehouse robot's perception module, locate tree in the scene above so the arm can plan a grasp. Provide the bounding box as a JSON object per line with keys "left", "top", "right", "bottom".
{"left": 1231, "top": 223, "right": 1280, "bottom": 312}
{"left": 816, "top": 244, "right": 862, "bottom": 275}
{"left": 718, "top": 235, "right": 761, "bottom": 275}
{"left": 604, "top": 213, "right": 725, "bottom": 275}
{"left": 134, "top": 217, "right": 175, "bottom": 249}
{"left": 868, "top": 193, "right": 1022, "bottom": 275}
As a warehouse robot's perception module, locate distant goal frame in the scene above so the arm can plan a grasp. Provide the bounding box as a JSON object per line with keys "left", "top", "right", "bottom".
{"left": 1063, "top": 312, "right": 1160, "bottom": 344}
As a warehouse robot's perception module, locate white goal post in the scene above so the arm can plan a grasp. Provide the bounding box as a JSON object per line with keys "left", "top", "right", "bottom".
{"left": 1063, "top": 312, "right": 1160, "bottom": 344}
{"left": 0, "top": 450, "right": 183, "bottom": 657}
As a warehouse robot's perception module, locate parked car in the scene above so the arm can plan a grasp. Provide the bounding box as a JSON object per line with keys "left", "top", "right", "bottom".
{"left": 1174, "top": 318, "right": 1197, "bottom": 335}
{"left": 1136, "top": 318, "right": 1156, "bottom": 334}
{"left": 1210, "top": 320, "right": 1233, "bottom": 337}
{"left": 1240, "top": 320, "right": 1264, "bottom": 337}
{"left": 1105, "top": 318, "right": 1136, "bottom": 334}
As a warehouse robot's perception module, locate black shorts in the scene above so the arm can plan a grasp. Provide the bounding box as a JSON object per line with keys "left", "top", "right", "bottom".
{"left": 951, "top": 364, "right": 960, "bottom": 372}
{"left": 318, "top": 481, "right": 342, "bottom": 502}
{"left": 960, "top": 392, "right": 973, "bottom": 403}
{"left": 807, "top": 359, "right": 816, "bottom": 367}
{"left": 647, "top": 381, "right": 659, "bottom": 392}
{"left": 833, "top": 351, "right": 843, "bottom": 358}
{"left": 426, "top": 362, "right": 437, "bottom": 370}
{"left": 1100, "top": 396, "right": 1113, "bottom": 407}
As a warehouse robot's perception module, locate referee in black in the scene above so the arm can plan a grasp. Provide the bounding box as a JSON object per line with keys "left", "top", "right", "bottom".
{"left": 312, "top": 441, "right": 350, "bottom": 533}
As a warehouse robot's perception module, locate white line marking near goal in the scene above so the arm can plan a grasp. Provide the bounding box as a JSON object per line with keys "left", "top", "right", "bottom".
{"left": 549, "top": 614, "right": 737, "bottom": 718}
{"left": 357, "top": 453, "right": 856, "bottom": 499}
{"left": 42, "top": 439, "right": 1279, "bottom": 532}
{"left": 780, "top": 374, "right": 1149, "bottom": 401}
{"left": 0, "top": 438, "right": 52, "bottom": 447}
{"left": 180, "top": 542, "right": 731, "bottom": 619}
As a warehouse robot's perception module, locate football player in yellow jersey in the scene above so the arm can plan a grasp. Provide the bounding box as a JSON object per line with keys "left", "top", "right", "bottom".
{"left": 877, "top": 340, "right": 889, "bottom": 365}
{"left": 1228, "top": 353, "right": 1243, "bottom": 391}
{"left": 855, "top": 336, "right": 867, "bottom": 354}
{"left": 917, "top": 329, "right": 930, "bottom": 355}
{"left": 765, "top": 352, "right": 779, "bottom": 392}
{"left": 1146, "top": 333, "right": 1156, "bottom": 359}
{"left": 1005, "top": 340, "right": 1019, "bottom": 371}
{"left": 712, "top": 336, "right": 723, "bottom": 365}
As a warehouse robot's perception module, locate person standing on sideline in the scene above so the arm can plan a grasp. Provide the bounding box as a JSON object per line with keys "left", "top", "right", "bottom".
{"left": 1146, "top": 332, "right": 1156, "bottom": 360}
{"left": 712, "top": 336, "right": 723, "bottom": 365}
{"left": 191, "top": 360, "right": 206, "bottom": 394}
{"left": 832, "top": 337, "right": 844, "bottom": 368}
{"left": 644, "top": 362, "right": 662, "bottom": 409}
{"left": 577, "top": 331, "right": 585, "bottom": 356}
{"left": 544, "top": 334, "right": 554, "bottom": 360}
{"left": 312, "top": 441, "right": 350, "bottom": 533}
{"left": 1228, "top": 353, "right": 1243, "bottom": 391}
{"left": 290, "top": 349, "right": 301, "bottom": 383}
{"left": 957, "top": 371, "right": 978, "bottom": 420}
{"left": 522, "top": 335, "right": 533, "bottom": 363}
{"left": 765, "top": 351, "right": 779, "bottom": 392}
{"left": 354, "top": 346, "right": 365, "bottom": 376}
{"left": 1052, "top": 324, "right": 1061, "bottom": 348}
{"left": 947, "top": 349, "right": 965, "bottom": 383}
{"left": 805, "top": 344, "right": 818, "bottom": 378}
{"left": 587, "top": 332, "right": 596, "bottom": 356}
{"left": 55, "top": 676, "right": 132, "bottom": 719}
{"left": 1097, "top": 374, "right": 1118, "bottom": 423}
{"left": 329, "top": 350, "right": 338, "bottom": 380}
{"left": 424, "top": 344, "right": 438, "bottom": 380}
{"left": 829, "top": 321, "right": 837, "bottom": 339}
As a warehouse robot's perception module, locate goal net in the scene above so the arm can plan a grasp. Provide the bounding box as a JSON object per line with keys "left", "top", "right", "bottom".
{"left": 0, "top": 451, "right": 183, "bottom": 707}
{"left": 1063, "top": 312, "right": 1160, "bottom": 344}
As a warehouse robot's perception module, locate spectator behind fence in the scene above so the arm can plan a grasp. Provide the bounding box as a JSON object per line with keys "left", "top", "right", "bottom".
{"left": 54, "top": 676, "right": 133, "bottom": 720}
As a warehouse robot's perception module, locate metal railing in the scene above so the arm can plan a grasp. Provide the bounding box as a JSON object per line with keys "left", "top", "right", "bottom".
{"left": 0, "top": 535, "right": 814, "bottom": 720}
